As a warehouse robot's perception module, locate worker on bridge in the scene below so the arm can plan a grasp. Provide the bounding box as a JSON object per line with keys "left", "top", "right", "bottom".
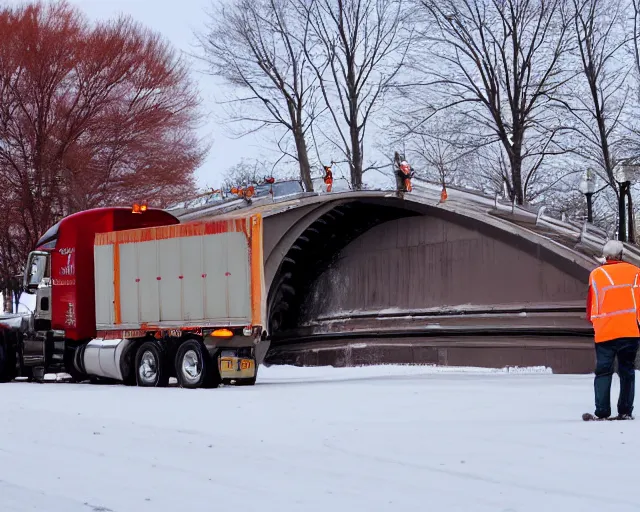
{"left": 323, "top": 165, "right": 333, "bottom": 193}
{"left": 393, "top": 153, "right": 414, "bottom": 194}
{"left": 585, "top": 240, "right": 640, "bottom": 420}
{"left": 398, "top": 160, "right": 413, "bottom": 192}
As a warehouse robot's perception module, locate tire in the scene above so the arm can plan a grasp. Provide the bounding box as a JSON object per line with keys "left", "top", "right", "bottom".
{"left": 63, "top": 343, "right": 87, "bottom": 383}
{"left": 19, "top": 365, "right": 34, "bottom": 381}
{"left": 174, "top": 339, "right": 220, "bottom": 389}
{"left": 0, "top": 335, "right": 17, "bottom": 383}
{"left": 0, "top": 339, "right": 8, "bottom": 383}
{"left": 120, "top": 343, "right": 137, "bottom": 386}
{"left": 135, "top": 341, "right": 169, "bottom": 387}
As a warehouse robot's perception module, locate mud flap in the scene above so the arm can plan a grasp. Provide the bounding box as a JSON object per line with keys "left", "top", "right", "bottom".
{"left": 218, "top": 349, "right": 256, "bottom": 380}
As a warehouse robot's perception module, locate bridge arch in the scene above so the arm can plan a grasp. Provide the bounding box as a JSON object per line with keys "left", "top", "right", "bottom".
{"left": 262, "top": 195, "right": 594, "bottom": 373}
{"left": 174, "top": 184, "right": 605, "bottom": 373}
{"left": 266, "top": 198, "right": 419, "bottom": 333}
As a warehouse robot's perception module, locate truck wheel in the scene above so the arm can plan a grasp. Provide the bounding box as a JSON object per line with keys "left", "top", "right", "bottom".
{"left": 175, "top": 339, "right": 220, "bottom": 389}
{"left": 63, "top": 344, "right": 87, "bottom": 383}
{"left": 0, "top": 334, "right": 17, "bottom": 383}
{"left": 135, "top": 341, "right": 169, "bottom": 387}
{"left": 0, "top": 339, "right": 8, "bottom": 382}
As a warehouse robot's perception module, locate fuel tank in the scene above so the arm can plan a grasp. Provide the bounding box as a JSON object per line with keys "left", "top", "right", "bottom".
{"left": 80, "top": 338, "right": 135, "bottom": 381}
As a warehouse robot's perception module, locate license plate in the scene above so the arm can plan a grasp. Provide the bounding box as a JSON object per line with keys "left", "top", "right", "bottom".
{"left": 239, "top": 358, "right": 254, "bottom": 371}
{"left": 219, "top": 356, "right": 255, "bottom": 379}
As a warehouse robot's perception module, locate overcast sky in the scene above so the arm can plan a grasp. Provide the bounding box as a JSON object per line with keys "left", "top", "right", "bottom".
{"left": 64, "top": 0, "right": 267, "bottom": 190}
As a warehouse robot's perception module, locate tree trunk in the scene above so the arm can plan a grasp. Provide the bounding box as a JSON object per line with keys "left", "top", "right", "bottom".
{"left": 508, "top": 152, "right": 525, "bottom": 205}
{"left": 293, "top": 128, "right": 313, "bottom": 192}
{"left": 393, "top": 152, "right": 404, "bottom": 193}
{"left": 2, "top": 288, "right": 12, "bottom": 313}
{"left": 350, "top": 125, "right": 363, "bottom": 190}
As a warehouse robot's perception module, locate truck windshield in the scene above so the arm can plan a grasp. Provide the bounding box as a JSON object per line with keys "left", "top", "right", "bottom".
{"left": 36, "top": 220, "right": 60, "bottom": 249}
{"left": 26, "top": 253, "right": 48, "bottom": 287}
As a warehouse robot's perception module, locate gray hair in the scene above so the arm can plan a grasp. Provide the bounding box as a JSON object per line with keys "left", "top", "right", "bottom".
{"left": 603, "top": 240, "right": 624, "bottom": 260}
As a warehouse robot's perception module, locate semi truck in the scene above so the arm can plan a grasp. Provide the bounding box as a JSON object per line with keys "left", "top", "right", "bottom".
{"left": 0, "top": 206, "right": 267, "bottom": 388}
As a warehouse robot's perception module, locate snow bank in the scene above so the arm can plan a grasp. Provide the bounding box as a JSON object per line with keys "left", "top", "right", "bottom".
{"left": 260, "top": 363, "right": 553, "bottom": 382}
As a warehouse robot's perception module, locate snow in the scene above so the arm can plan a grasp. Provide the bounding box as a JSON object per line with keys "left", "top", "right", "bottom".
{"left": 1, "top": 364, "right": 639, "bottom": 511}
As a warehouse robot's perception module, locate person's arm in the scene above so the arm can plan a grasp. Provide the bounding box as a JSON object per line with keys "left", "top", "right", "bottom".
{"left": 586, "top": 283, "right": 592, "bottom": 322}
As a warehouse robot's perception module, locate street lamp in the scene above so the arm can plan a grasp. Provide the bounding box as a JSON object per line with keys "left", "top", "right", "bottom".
{"left": 579, "top": 169, "right": 595, "bottom": 223}
{"left": 613, "top": 160, "right": 639, "bottom": 243}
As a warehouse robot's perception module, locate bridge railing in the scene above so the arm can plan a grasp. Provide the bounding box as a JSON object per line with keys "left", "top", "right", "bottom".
{"left": 169, "top": 175, "right": 368, "bottom": 218}
{"left": 167, "top": 179, "right": 314, "bottom": 213}
{"left": 411, "top": 178, "right": 543, "bottom": 219}
{"left": 535, "top": 206, "right": 582, "bottom": 239}
{"left": 411, "top": 177, "right": 617, "bottom": 263}
{"left": 169, "top": 176, "right": 636, "bottom": 264}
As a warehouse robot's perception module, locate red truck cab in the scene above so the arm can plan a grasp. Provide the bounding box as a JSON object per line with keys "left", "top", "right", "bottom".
{"left": 22, "top": 207, "right": 179, "bottom": 372}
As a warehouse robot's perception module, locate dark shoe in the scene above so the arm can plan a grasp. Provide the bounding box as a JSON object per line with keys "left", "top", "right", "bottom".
{"left": 616, "top": 414, "right": 634, "bottom": 420}
{"left": 583, "top": 412, "right": 611, "bottom": 421}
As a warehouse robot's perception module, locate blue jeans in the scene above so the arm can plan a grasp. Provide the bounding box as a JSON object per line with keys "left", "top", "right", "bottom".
{"left": 594, "top": 337, "right": 639, "bottom": 418}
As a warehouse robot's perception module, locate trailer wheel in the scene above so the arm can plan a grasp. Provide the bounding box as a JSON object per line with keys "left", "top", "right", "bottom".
{"left": 175, "top": 339, "right": 220, "bottom": 389}
{"left": 135, "top": 341, "right": 169, "bottom": 387}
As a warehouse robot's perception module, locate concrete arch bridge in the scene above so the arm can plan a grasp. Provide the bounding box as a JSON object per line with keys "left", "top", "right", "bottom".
{"left": 169, "top": 179, "right": 633, "bottom": 374}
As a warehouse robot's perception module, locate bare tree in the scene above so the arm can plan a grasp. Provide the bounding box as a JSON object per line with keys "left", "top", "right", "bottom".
{"left": 220, "top": 159, "right": 279, "bottom": 190}
{"left": 199, "top": 0, "right": 318, "bottom": 191}
{"left": 555, "top": 0, "right": 634, "bottom": 240}
{"left": 396, "top": 115, "right": 474, "bottom": 189}
{"left": 299, "top": 0, "right": 411, "bottom": 189}
{"left": 418, "top": 0, "right": 572, "bottom": 205}
{"left": 634, "top": 0, "right": 640, "bottom": 85}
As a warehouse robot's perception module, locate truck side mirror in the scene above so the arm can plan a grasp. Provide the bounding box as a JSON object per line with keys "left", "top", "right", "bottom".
{"left": 23, "top": 251, "right": 49, "bottom": 293}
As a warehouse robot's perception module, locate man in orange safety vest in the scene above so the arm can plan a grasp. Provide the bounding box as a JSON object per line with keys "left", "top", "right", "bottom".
{"left": 586, "top": 240, "right": 640, "bottom": 420}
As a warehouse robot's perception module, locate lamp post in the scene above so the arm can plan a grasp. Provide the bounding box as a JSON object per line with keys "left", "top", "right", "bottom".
{"left": 614, "top": 162, "right": 636, "bottom": 243}
{"left": 620, "top": 163, "right": 639, "bottom": 244}
{"left": 579, "top": 169, "right": 595, "bottom": 223}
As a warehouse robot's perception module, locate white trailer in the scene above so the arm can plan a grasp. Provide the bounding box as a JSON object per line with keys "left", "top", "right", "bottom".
{"left": 76, "top": 214, "right": 267, "bottom": 388}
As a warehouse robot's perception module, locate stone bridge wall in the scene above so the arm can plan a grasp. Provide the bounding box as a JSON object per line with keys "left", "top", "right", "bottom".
{"left": 301, "top": 215, "right": 588, "bottom": 321}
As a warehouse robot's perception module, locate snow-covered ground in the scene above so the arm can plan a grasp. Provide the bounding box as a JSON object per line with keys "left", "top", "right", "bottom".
{"left": 1, "top": 364, "right": 639, "bottom": 512}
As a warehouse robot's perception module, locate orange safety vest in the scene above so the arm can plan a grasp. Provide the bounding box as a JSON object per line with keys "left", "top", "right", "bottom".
{"left": 587, "top": 261, "right": 640, "bottom": 343}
